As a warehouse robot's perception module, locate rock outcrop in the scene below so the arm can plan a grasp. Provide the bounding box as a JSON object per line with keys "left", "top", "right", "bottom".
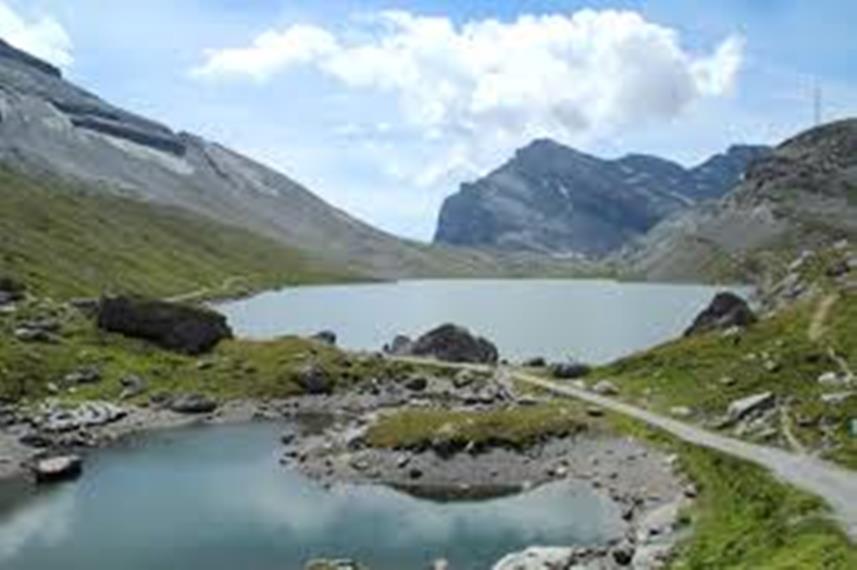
{"left": 96, "top": 296, "right": 232, "bottom": 354}
{"left": 395, "top": 324, "right": 499, "bottom": 364}
{"left": 684, "top": 292, "right": 756, "bottom": 336}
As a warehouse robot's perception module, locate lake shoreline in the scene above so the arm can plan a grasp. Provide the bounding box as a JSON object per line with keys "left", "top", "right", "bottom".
{"left": 1, "top": 381, "right": 691, "bottom": 569}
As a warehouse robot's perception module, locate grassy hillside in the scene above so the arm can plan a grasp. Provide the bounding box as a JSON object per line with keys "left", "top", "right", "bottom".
{"left": 599, "top": 245, "right": 857, "bottom": 469}
{"left": 0, "top": 167, "right": 357, "bottom": 300}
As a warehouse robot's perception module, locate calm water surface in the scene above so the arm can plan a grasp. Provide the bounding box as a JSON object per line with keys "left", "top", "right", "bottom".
{"left": 0, "top": 423, "right": 622, "bottom": 570}
{"left": 218, "top": 279, "right": 745, "bottom": 363}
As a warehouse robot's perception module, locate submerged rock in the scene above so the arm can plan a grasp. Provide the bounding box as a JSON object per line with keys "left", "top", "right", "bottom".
{"left": 684, "top": 292, "right": 756, "bottom": 337}
{"left": 399, "top": 324, "right": 499, "bottom": 364}
{"left": 96, "top": 296, "right": 232, "bottom": 354}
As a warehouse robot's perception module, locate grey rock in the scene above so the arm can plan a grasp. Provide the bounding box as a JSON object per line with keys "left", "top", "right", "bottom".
{"left": 820, "top": 392, "right": 854, "bottom": 405}
{"left": 404, "top": 376, "right": 428, "bottom": 392}
{"left": 168, "top": 393, "right": 217, "bottom": 414}
{"left": 549, "top": 361, "right": 591, "bottom": 379}
{"left": 727, "top": 392, "right": 775, "bottom": 422}
{"left": 684, "top": 292, "right": 756, "bottom": 337}
{"left": 33, "top": 455, "right": 82, "bottom": 484}
{"left": 312, "top": 330, "right": 337, "bottom": 346}
{"left": 119, "top": 374, "right": 148, "bottom": 400}
{"left": 401, "top": 324, "right": 499, "bottom": 364}
{"left": 63, "top": 366, "right": 102, "bottom": 385}
{"left": 97, "top": 296, "right": 232, "bottom": 354}
{"left": 296, "top": 364, "right": 332, "bottom": 395}
{"left": 592, "top": 380, "right": 619, "bottom": 396}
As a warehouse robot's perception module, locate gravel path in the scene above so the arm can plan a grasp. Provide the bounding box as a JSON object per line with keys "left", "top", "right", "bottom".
{"left": 391, "top": 357, "right": 857, "bottom": 540}
{"left": 519, "top": 371, "right": 857, "bottom": 541}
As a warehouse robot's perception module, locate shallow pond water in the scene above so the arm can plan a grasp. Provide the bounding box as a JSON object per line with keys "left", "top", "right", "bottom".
{"left": 0, "top": 423, "right": 624, "bottom": 570}
{"left": 218, "top": 279, "right": 747, "bottom": 363}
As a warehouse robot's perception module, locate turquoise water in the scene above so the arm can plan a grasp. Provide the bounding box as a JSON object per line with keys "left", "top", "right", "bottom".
{"left": 218, "top": 279, "right": 742, "bottom": 363}
{"left": 0, "top": 423, "right": 623, "bottom": 570}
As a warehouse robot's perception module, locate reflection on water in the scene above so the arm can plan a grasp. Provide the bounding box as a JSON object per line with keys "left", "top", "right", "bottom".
{"left": 0, "top": 423, "right": 622, "bottom": 570}
{"left": 217, "top": 279, "right": 746, "bottom": 363}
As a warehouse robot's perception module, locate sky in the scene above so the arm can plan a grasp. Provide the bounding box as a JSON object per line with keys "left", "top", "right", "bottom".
{"left": 1, "top": 0, "right": 856, "bottom": 241}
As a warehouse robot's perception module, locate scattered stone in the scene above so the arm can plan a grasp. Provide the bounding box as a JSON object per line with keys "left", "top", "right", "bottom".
{"left": 826, "top": 260, "right": 851, "bottom": 278}
{"left": 820, "top": 392, "right": 854, "bottom": 405}
{"left": 398, "top": 324, "right": 499, "bottom": 364}
{"left": 586, "top": 406, "right": 605, "bottom": 418}
{"left": 296, "top": 363, "right": 333, "bottom": 395}
{"left": 404, "top": 376, "right": 428, "bottom": 392}
{"left": 670, "top": 406, "right": 693, "bottom": 418}
{"left": 684, "top": 292, "right": 756, "bottom": 337}
{"left": 452, "top": 370, "right": 477, "bottom": 389}
{"left": 549, "top": 361, "right": 591, "bottom": 380}
{"left": 119, "top": 374, "right": 148, "bottom": 400}
{"left": 39, "top": 401, "right": 127, "bottom": 432}
{"left": 611, "top": 540, "right": 635, "bottom": 566}
{"left": 727, "top": 392, "right": 775, "bottom": 423}
{"left": 168, "top": 393, "right": 217, "bottom": 414}
{"left": 522, "top": 356, "right": 546, "bottom": 368}
{"left": 96, "top": 295, "right": 232, "bottom": 354}
{"left": 383, "top": 334, "right": 413, "bottom": 355}
{"left": 0, "top": 276, "right": 25, "bottom": 305}
{"left": 63, "top": 366, "right": 102, "bottom": 385}
{"left": 312, "top": 330, "right": 337, "bottom": 346}
{"left": 763, "top": 359, "right": 781, "bottom": 373}
{"left": 33, "top": 455, "right": 82, "bottom": 483}
{"left": 592, "top": 380, "right": 619, "bottom": 396}
{"left": 818, "top": 371, "right": 850, "bottom": 387}
{"left": 719, "top": 376, "right": 737, "bottom": 387}
{"left": 304, "top": 559, "right": 366, "bottom": 570}
{"left": 14, "top": 327, "right": 57, "bottom": 343}
{"left": 492, "top": 547, "right": 574, "bottom": 570}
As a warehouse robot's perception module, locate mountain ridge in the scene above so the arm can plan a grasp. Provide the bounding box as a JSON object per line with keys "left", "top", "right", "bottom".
{"left": 433, "top": 138, "right": 770, "bottom": 257}
{"left": 0, "top": 38, "right": 577, "bottom": 281}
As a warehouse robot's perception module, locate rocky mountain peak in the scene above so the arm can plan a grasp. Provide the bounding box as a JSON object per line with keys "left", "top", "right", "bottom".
{"left": 434, "top": 139, "right": 769, "bottom": 257}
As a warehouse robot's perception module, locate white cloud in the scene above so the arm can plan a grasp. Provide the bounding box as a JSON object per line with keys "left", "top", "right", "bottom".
{"left": 0, "top": 2, "right": 72, "bottom": 68}
{"left": 191, "top": 24, "right": 338, "bottom": 81}
{"left": 192, "top": 9, "right": 744, "bottom": 200}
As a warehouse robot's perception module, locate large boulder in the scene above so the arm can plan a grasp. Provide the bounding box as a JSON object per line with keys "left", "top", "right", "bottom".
{"left": 404, "top": 324, "right": 499, "bottom": 364}
{"left": 96, "top": 296, "right": 232, "bottom": 354}
{"left": 684, "top": 292, "right": 756, "bottom": 337}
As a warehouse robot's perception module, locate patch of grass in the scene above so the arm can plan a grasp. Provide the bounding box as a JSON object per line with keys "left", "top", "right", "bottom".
{"left": 591, "top": 414, "right": 857, "bottom": 569}
{"left": 0, "top": 300, "right": 410, "bottom": 403}
{"left": 365, "top": 403, "right": 592, "bottom": 451}
{"left": 0, "top": 167, "right": 357, "bottom": 300}
{"left": 598, "top": 290, "right": 857, "bottom": 468}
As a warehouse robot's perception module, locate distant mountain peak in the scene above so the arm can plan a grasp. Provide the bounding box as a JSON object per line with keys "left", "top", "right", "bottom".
{"left": 434, "top": 139, "right": 771, "bottom": 257}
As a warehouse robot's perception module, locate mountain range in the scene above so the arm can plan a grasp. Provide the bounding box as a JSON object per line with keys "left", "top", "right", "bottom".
{"left": 434, "top": 139, "right": 770, "bottom": 257}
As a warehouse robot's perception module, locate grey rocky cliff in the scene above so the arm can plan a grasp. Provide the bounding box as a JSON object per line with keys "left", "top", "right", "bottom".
{"left": 434, "top": 138, "right": 769, "bottom": 257}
